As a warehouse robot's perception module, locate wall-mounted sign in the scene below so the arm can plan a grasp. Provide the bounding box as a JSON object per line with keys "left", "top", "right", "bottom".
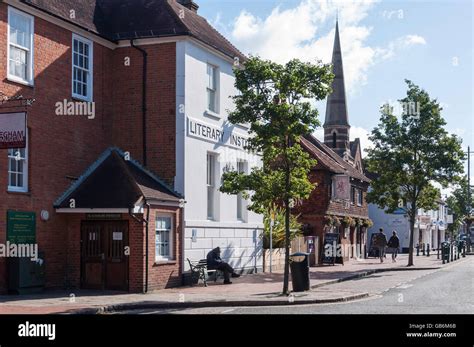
{"left": 187, "top": 117, "right": 249, "bottom": 150}
{"left": 333, "top": 175, "right": 350, "bottom": 200}
{"left": 446, "top": 215, "right": 453, "bottom": 224}
{"left": 112, "top": 232, "right": 123, "bottom": 241}
{"left": 388, "top": 216, "right": 406, "bottom": 227}
{"left": 419, "top": 216, "right": 431, "bottom": 225}
{"left": 0, "top": 112, "right": 26, "bottom": 149}
{"left": 7, "top": 211, "right": 36, "bottom": 244}
{"left": 86, "top": 213, "right": 121, "bottom": 220}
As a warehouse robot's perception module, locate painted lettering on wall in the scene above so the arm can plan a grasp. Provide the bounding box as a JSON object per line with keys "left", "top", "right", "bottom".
{"left": 187, "top": 117, "right": 249, "bottom": 150}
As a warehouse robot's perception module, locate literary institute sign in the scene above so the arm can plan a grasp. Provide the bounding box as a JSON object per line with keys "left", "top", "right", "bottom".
{"left": 187, "top": 117, "right": 249, "bottom": 150}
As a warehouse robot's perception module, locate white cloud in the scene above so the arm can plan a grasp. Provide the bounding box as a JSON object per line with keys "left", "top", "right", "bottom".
{"left": 405, "top": 35, "right": 426, "bottom": 45}
{"left": 351, "top": 126, "right": 373, "bottom": 156}
{"left": 377, "top": 34, "right": 427, "bottom": 60}
{"left": 228, "top": 0, "right": 426, "bottom": 95}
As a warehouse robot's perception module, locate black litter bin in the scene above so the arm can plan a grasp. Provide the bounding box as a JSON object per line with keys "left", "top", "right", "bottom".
{"left": 290, "top": 252, "right": 310, "bottom": 292}
{"left": 441, "top": 242, "right": 450, "bottom": 263}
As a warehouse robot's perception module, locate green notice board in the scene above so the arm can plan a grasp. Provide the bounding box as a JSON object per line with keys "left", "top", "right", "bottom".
{"left": 7, "top": 211, "right": 36, "bottom": 244}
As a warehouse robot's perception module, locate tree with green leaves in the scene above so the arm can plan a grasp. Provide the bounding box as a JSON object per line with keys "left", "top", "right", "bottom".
{"left": 262, "top": 205, "right": 302, "bottom": 249}
{"left": 446, "top": 177, "right": 473, "bottom": 237}
{"left": 220, "top": 56, "right": 333, "bottom": 294}
{"left": 366, "top": 80, "right": 465, "bottom": 266}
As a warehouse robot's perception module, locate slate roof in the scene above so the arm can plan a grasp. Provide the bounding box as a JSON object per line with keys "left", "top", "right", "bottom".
{"left": 19, "top": 0, "right": 245, "bottom": 60}
{"left": 301, "top": 135, "right": 370, "bottom": 183}
{"left": 54, "top": 148, "right": 182, "bottom": 209}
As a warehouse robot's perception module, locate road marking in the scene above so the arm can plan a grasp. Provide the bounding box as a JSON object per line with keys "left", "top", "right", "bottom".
{"left": 396, "top": 284, "right": 413, "bottom": 289}
{"left": 221, "top": 309, "right": 235, "bottom": 314}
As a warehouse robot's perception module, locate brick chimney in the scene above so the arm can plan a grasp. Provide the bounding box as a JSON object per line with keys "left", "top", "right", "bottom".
{"left": 177, "top": 0, "right": 199, "bottom": 13}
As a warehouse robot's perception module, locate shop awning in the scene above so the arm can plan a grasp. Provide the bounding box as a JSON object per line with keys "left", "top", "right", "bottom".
{"left": 54, "top": 147, "right": 182, "bottom": 212}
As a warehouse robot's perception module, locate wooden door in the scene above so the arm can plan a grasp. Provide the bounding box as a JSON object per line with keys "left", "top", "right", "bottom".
{"left": 104, "top": 221, "right": 128, "bottom": 291}
{"left": 81, "top": 221, "right": 129, "bottom": 291}
{"left": 81, "top": 222, "right": 104, "bottom": 289}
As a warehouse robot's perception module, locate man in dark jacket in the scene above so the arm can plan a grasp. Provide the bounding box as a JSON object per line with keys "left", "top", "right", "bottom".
{"left": 373, "top": 228, "right": 388, "bottom": 263}
{"left": 206, "top": 247, "right": 240, "bottom": 284}
{"left": 387, "top": 230, "right": 400, "bottom": 262}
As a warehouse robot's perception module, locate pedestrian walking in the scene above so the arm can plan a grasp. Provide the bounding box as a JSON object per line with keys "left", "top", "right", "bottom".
{"left": 387, "top": 230, "right": 400, "bottom": 262}
{"left": 373, "top": 228, "right": 388, "bottom": 263}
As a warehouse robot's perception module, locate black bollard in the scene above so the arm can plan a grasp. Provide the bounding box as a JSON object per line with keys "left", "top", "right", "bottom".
{"left": 442, "top": 245, "right": 445, "bottom": 264}
{"left": 416, "top": 244, "right": 419, "bottom": 256}
{"left": 451, "top": 243, "right": 454, "bottom": 262}
{"left": 437, "top": 243, "right": 440, "bottom": 259}
{"left": 427, "top": 243, "right": 430, "bottom": 257}
{"left": 422, "top": 243, "right": 425, "bottom": 256}
{"left": 463, "top": 242, "right": 466, "bottom": 257}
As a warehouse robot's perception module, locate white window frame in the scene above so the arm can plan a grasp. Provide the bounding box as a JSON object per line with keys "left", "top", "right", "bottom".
{"left": 155, "top": 214, "right": 174, "bottom": 261}
{"left": 207, "top": 153, "right": 216, "bottom": 220}
{"left": 206, "top": 63, "right": 219, "bottom": 114}
{"left": 7, "top": 133, "right": 28, "bottom": 193}
{"left": 72, "top": 34, "right": 93, "bottom": 101}
{"left": 7, "top": 7, "right": 34, "bottom": 86}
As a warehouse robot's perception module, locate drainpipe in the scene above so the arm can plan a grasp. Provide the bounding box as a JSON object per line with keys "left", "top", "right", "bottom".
{"left": 130, "top": 40, "right": 148, "bottom": 167}
{"left": 129, "top": 200, "right": 151, "bottom": 293}
{"left": 144, "top": 201, "right": 150, "bottom": 293}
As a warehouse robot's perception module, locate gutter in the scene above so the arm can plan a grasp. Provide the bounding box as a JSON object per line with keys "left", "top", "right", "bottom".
{"left": 130, "top": 40, "right": 148, "bottom": 166}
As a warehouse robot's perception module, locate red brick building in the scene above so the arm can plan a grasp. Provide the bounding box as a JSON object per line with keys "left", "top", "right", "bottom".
{"left": 0, "top": 0, "right": 245, "bottom": 293}
{"left": 295, "top": 21, "right": 371, "bottom": 263}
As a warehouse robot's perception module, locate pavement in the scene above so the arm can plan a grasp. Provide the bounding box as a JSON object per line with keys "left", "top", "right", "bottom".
{"left": 150, "top": 255, "right": 474, "bottom": 314}
{"left": 0, "top": 253, "right": 468, "bottom": 314}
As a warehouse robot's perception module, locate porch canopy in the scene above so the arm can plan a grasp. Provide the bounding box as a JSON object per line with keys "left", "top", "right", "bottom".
{"left": 54, "top": 147, "right": 182, "bottom": 213}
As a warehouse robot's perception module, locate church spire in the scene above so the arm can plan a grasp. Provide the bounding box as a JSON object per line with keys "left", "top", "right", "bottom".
{"left": 324, "top": 19, "right": 350, "bottom": 157}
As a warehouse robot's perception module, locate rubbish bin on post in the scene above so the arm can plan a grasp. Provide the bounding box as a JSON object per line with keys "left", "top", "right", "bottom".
{"left": 290, "top": 252, "right": 310, "bottom": 292}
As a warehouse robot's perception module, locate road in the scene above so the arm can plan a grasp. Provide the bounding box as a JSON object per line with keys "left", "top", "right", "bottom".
{"left": 117, "top": 256, "right": 474, "bottom": 314}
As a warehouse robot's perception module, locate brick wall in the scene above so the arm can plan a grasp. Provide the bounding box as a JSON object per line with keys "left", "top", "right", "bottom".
{"left": 110, "top": 43, "right": 177, "bottom": 186}
{"left": 295, "top": 169, "right": 369, "bottom": 262}
{"left": 0, "top": 3, "right": 113, "bottom": 292}
{"left": 0, "top": 3, "right": 180, "bottom": 293}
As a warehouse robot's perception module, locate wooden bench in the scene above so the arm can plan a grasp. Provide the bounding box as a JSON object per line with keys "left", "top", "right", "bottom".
{"left": 186, "top": 258, "right": 222, "bottom": 287}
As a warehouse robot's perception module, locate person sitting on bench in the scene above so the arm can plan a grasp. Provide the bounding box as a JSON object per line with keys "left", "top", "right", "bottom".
{"left": 206, "top": 247, "right": 240, "bottom": 284}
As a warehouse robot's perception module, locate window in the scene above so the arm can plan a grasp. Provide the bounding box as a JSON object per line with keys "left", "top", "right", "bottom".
{"left": 236, "top": 160, "right": 246, "bottom": 220}
{"left": 155, "top": 215, "right": 173, "bottom": 261}
{"left": 358, "top": 189, "right": 363, "bottom": 206}
{"left": 330, "top": 179, "right": 336, "bottom": 198}
{"left": 332, "top": 131, "right": 337, "bottom": 148}
{"left": 207, "top": 153, "right": 216, "bottom": 219}
{"left": 8, "top": 137, "right": 28, "bottom": 192}
{"left": 206, "top": 64, "right": 218, "bottom": 113}
{"left": 351, "top": 186, "right": 356, "bottom": 204}
{"left": 7, "top": 7, "right": 34, "bottom": 85}
{"left": 72, "top": 34, "right": 93, "bottom": 101}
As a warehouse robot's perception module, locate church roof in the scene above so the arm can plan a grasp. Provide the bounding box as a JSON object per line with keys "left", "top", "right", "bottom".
{"left": 324, "top": 20, "right": 349, "bottom": 127}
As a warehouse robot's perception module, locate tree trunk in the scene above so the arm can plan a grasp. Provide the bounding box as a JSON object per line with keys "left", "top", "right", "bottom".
{"left": 408, "top": 212, "right": 415, "bottom": 266}
{"left": 282, "top": 166, "right": 291, "bottom": 295}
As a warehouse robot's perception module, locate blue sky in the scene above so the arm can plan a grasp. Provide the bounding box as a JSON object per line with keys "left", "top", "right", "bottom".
{"left": 197, "top": 0, "right": 473, "bottom": 183}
